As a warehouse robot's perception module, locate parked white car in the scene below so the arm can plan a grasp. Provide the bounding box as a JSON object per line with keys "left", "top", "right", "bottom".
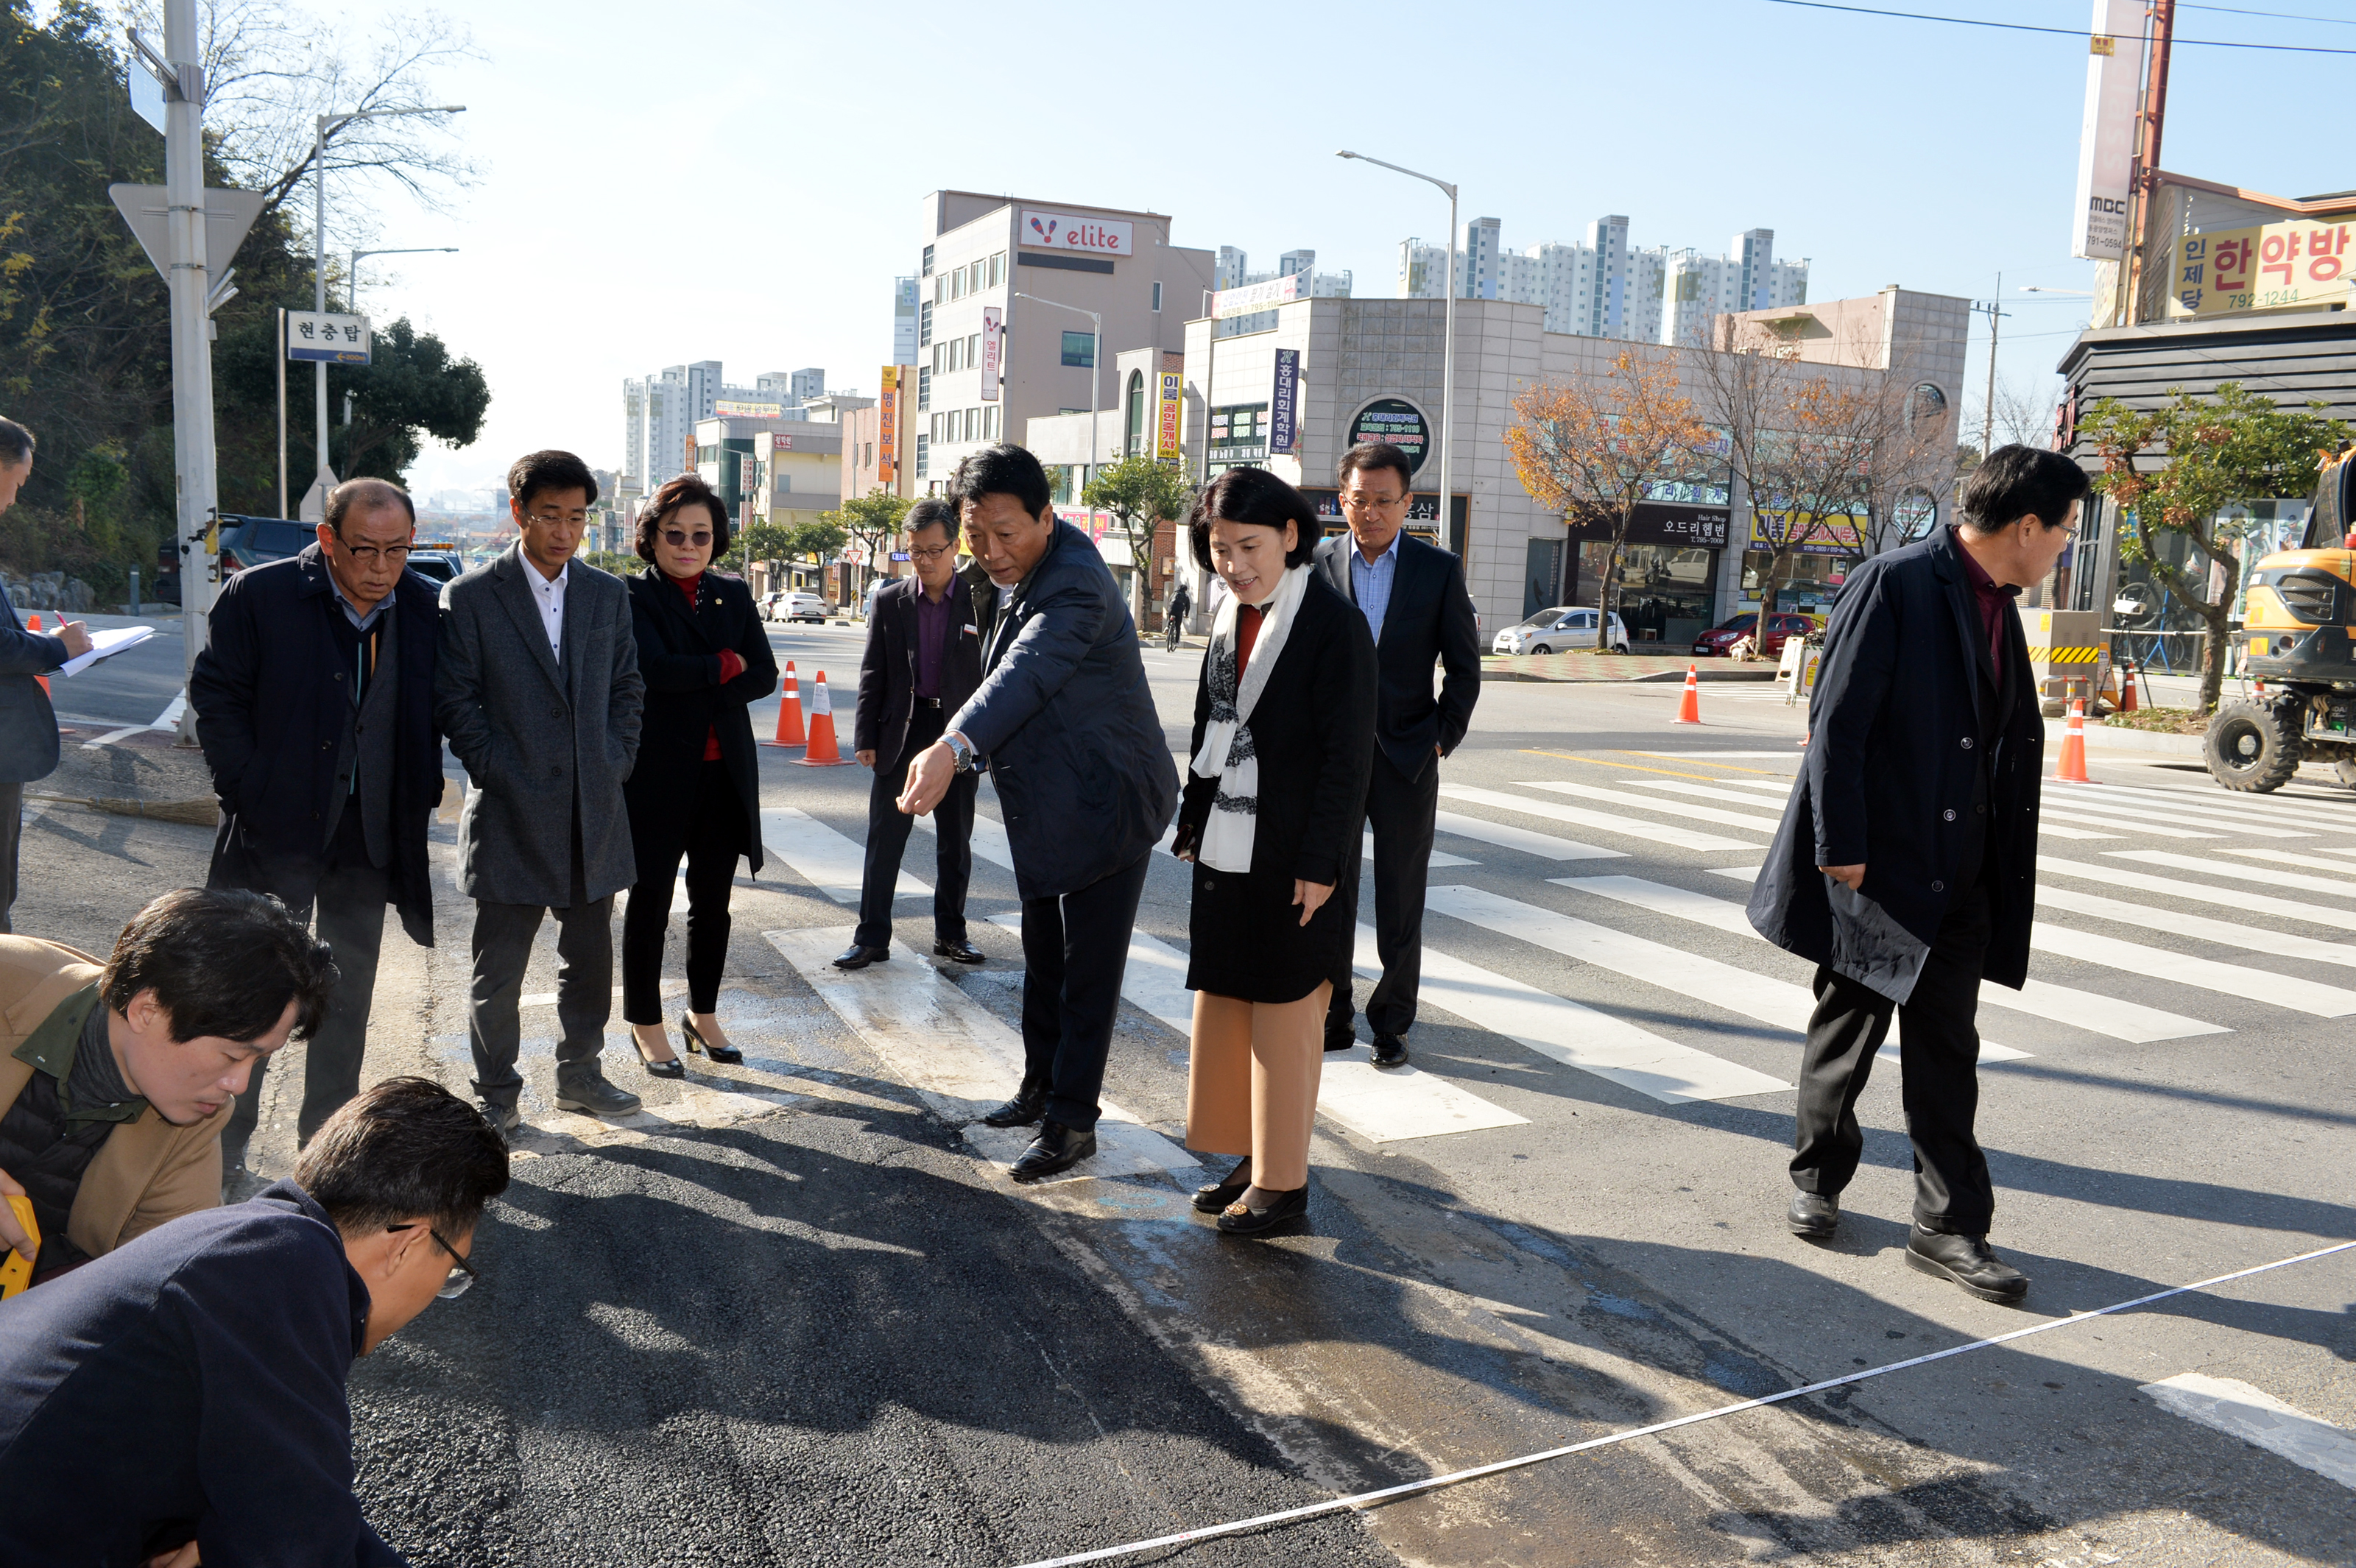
{"left": 1494, "top": 606, "right": 1629, "bottom": 655}
{"left": 762, "top": 590, "right": 830, "bottom": 624}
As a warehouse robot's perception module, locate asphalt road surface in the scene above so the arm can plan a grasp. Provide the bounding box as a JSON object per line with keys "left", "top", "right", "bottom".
{"left": 12, "top": 617, "right": 2352, "bottom": 1567}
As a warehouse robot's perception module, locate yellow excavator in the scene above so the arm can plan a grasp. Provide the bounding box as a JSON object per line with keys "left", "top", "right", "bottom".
{"left": 2204, "top": 443, "right": 2356, "bottom": 792}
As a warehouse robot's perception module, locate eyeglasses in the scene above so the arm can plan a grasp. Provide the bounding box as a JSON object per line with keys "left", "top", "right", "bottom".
{"left": 1342, "top": 491, "right": 1406, "bottom": 511}
{"left": 661, "top": 530, "right": 714, "bottom": 548}
{"left": 334, "top": 541, "right": 412, "bottom": 566}
{"left": 525, "top": 511, "right": 587, "bottom": 528}
{"left": 389, "top": 1223, "right": 480, "bottom": 1299}
{"left": 909, "top": 543, "right": 955, "bottom": 562}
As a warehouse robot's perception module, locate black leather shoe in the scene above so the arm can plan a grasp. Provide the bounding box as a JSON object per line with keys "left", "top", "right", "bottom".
{"left": 1905, "top": 1226, "right": 2028, "bottom": 1304}
{"left": 554, "top": 1073, "right": 643, "bottom": 1119}
{"left": 678, "top": 1011, "right": 742, "bottom": 1065}
{"left": 1370, "top": 1034, "right": 1409, "bottom": 1068}
{"left": 1323, "top": 1023, "right": 1356, "bottom": 1053}
{"left": 632, "top": 1033, "right": 685, "bottom": 1080}
{"left": 934, "top": 938, "right": 986, "bottom": 964}
{"left": 1217, "top": 1185, "right": 1309, "bottom": 1235}
{"left": 1788, "top": 1191, "right": 1838, "bottom": 1239}
{"left": 1193, "top": 1156, "right": 1253, "bottom": 1213}
{"left": 980, "top": 1087, "right": 1046, "bottom": 1129}
{"left": 833, "top": 944, "right": 890, "bottom": 970}
{"left": 473, "top": 1097, "right": 521, "bottom": 1135}
{"left": 1011, "top": 1120, "right": 1096, "bottom": 1182}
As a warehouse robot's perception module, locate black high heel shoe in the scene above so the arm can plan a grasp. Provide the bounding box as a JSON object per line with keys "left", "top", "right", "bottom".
{"left": 1216, "top": 1186, "right": 1308, "bottom": 1236}
{"left": 632, "top": 1029, "right": 685, "bottom": 1080}
{"left": 1193, "top": 1157, "right": 1252, "bottom": 1214}
{"left": 679, "top": 1012, "right": 743, "bottom": 1065}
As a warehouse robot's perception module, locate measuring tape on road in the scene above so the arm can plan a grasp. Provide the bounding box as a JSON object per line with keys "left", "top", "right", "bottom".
{"left": 1008, "top": 1237, "right": 2356, "bottom": 1568}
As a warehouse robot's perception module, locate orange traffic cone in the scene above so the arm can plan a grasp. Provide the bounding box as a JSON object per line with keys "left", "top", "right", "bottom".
{"left": 1673, "top": 662, "right": 1701, "bottom": 724}
{"left": 763, "top": 660, "right": 806, "bottom": 748}
{"left": 2118, "top": 656, "right": 2141, "bottom": 713}
{"left": 2056, "top": 698, "right": 2090, "bottom": 783}
{"left": 28, "top": 613, "right": 49, "bottom": 695}
{"left": 795, "top": 670, "right": 851, "bottom": 766}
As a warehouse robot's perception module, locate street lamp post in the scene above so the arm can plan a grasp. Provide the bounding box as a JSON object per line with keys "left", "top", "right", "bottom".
{"left": 1012, "top": 291, "right": 1101, "bottom": 526}
{"left": 347, "top": 245, "right": 459, "bottom": 314}
{"left": 311, "top": 106, "right": 463, "bottom": 494}
{"left": 1339, "top": 150, "right": 1459, "bottom": 559}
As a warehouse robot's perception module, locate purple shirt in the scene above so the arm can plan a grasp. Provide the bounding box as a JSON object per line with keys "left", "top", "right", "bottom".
{"left": 914, "top": 580, "right": 954, "bottom": 699}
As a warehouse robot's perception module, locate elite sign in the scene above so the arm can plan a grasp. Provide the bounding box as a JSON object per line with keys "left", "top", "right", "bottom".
{"left": 1019, "top": 210, "right": 1133, "bottom": 258}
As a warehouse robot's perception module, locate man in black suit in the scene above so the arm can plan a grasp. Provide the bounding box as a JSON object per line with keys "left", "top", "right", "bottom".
{"left": 839, "top": 499, "right": 990, "bottom": 969}
{"left": 1316, "top": 442, "right": 1481, "bottom": 1067}
{"left": 0, "top": 417, "right": 93, "bottom": 935}
{"left": 1749, "top": 445, "right": 2086, "bottom": 1304}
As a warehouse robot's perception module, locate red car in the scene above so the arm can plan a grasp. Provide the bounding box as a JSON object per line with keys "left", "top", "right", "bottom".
{"left": 1693, "top": 612, "right": 1816, "bottom": 658}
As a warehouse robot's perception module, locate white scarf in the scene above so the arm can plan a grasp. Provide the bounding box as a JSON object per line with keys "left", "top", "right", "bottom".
{"left": 1190, "top": 563, "right": 1312, "bottom": 874}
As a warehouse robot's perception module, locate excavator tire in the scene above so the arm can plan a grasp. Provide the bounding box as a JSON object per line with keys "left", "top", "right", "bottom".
{"left": 2204, "top": 702, "right": 2303, "bottom": 793}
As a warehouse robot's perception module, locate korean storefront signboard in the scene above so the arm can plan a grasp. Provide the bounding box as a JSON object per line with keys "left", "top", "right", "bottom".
{"left": 1269, "top": 350, "right": 1300, "bottom": 455}
{"left": 2070, "top": 0, "right": 2146, "bottom": 260}
{"left": 1347, "top": 398, "right": 1428, "bottom": 473}
{"left": 980, "top": 306, "right": 1001, "bottom": 401}
{"left": 1156, "top": 370, "right": 1182, "bottom": 461}
{"left": 878, "top": 366, "right": 899, "bottom": 484}
{"left": 1211, "top": 273, "right": 1301, "bottom": 319}
{"left": 2169, "top": 217, "right": 2355, "bottom": 319}
{"left": 1749, "top": 510, "right": 1865, "bottom": 557}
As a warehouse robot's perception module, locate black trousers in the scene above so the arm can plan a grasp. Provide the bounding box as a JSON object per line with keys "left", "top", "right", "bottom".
{"left": 0, "top": 780, "right": 21, "bottom": 936}
{"left": 1017, "top": 850, "right": 1152, "bottom": 1133}
{"left": 853, "top": 703, "right": 976, "bottom": 950}
{"left": 1791, "top": 875, "right": 1997, "bottom": 1235}
{"left": 223, "top": 810, "right": 389, "bottom": 1159}
{"left": 468, "top": 816, "right": 610, "bottom": 1103}
{"left": 1327, "top": 749, "right": 1440, "bottom": 1039}
{"left": 621, "top": 759, "right": 747, "bottom": 1024}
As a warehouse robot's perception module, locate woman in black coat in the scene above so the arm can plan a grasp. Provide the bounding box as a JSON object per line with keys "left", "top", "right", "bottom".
{"left": 1171, "top": 468, "right": 1375, "bottom": 1235}
{"left": 621, "top": 473, "right": 779, "bottom": 1076}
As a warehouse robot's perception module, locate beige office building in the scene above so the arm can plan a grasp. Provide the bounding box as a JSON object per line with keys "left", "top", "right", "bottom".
{"left": 914, "top": 191, "right": 1214, "bottom": 492}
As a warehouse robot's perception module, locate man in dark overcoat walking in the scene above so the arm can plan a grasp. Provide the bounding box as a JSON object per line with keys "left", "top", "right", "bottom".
{"left": 1749, "top": 445, "right": 2087, "bottom": 1303}
{"left": 192, "top": 478, "right": 445, "bottom": 1170}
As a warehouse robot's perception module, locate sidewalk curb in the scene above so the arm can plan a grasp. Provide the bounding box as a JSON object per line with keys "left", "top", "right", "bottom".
{"left": 2084, "top": 726, "right": 2206, "bottom": 757}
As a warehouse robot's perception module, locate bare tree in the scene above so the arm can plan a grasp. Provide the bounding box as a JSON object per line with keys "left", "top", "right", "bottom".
{"left": 119, "top": 0, "right": 480, "bottom": 237}
{"left": 1967, "top": 373, "right": 2064, "bottom": 455}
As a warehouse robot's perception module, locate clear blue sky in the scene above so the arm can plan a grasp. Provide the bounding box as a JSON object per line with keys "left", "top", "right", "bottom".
{"left": 308, "top": 0, "right": 2356, "bottom": 495}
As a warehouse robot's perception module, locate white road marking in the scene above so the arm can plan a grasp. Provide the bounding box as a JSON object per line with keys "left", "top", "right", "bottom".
{"left": 2042, "top": 783, "right": 2313, "bottom": 838}
{"left": 1632, "top": 778, "right": 1801, "bottom": 811}
{"left": 2033, "top": 925, "right": 2356, "bottom": 1016}
{"left": 2109, "top": 849, "right": 2356, "bottom": 901}
{"left": 1433, "top": 810, "right": 1626, "bottom": 862}
{"left": 2219, "top": 847, "right": 2356, "bottom": 879}
{"left": 2034, "top": 804, "right": 2223, "bottom": 840}
{"left": 1561, "top": 875, "right": 2223, "bottom": 1045}
{"left": 2036, "top": 884, "right": 2356, "bottom": 970}
{"left": 152, "top": 691, "right": 186, "bottom": 730}
{"left": 2056, "top": 779, "right": 2353, "bottom": 833}
{"left": 2140, "top": 1373, "right": 2356, "bottom": 1491}
{"left": 80, "top": 724, "right": 149, "bottom": 749}
{"left": 1425, "top": 883, "right": 2029, "bottom": 1064}
{"left": 759, "top": 807, "right": 925, "bottom": 904}
{"left": 766, "top": 925, "right": 1197, "bottom": 1181}
{"left": 520, "top": 979, "right": 688, "bottom": 1009}
{"left": 2042, "top": 855, "right": 2356, "bottom": 932}
{"left": 1634, "top": 750, "right": 1800, "bottom": 759}
{"left": 1519, "top": 778, "right": 1785, "bottom": 833}
{"left": 1440, "top": 785, "right": 1752, "bottom": 852}
{"left": 2037, "top": 822, "right": 2128, "bottom": 840}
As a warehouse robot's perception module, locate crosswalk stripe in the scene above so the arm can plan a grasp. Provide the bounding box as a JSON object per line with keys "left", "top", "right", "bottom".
{"left": 1433, "top": 810, "right": 1626, "bottom": 862}
{"left": 1440, "top": 785, "right": 1754, "bottom": 852}
{"left": 2031, "top": 924, "right": 2356, "bottom": 1017}
{"left": 2036, "top": 883, "right": 2356, "bottom": 970}
{"left": 2140, "top": 1373, "right": 2356, "bottom": 1492}
{"left": 1408, "top": 939, "right": 1793, "bottom": 1103}
{"left": 2316, "top": 846, "right": 2356, "bottom": 861}
{"left": 1707, "top": 777, "right": 1802, "bottom": 794}
{"left": 1633, "top": 778, "right": 1802, "bottom": 811}
{"left": 2037, "top": 822, "right": 2127, "bottom": 840}
{"left": 1425, "top": 883, "right": 2031, "bottom": 1062}
{"left": 2109, "top": 849, "right": 2356, "bottom": 901}
{"left": 2219, "top": 847, "right": 2356, "bottom": 880}
{"left": 2042, "top": 856, "right": 2356, "bottom": 933}
{"left": 765, "top": 926, "right": 1198, "bottom": 1180}
{"left": 2054, "top": 778, "right": 2352, "bottom": 832}
{"left": 1519, "top": 778, "right": 1785, "bottom": 833}
{"left": 981, "top": 914, "right": 1530, "bottom": 1144}
{"left": 1559, "top": 875, "right": 2223, "bottom": 1044}
{"left": 2034, "top": 804, "right": 2223, "bottom": 839}
{"left": 758, "top": 808, "right": 925, "bottom": 903}
{"left": 2043, "top": 783, "right": 2315, "bottom": 838}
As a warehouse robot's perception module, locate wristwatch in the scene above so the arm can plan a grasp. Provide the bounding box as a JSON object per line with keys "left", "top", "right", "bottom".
{"left": 945, "top": 732, "right": 978, "bottom": 774}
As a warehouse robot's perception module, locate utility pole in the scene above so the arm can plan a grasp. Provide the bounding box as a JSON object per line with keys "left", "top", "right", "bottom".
{"left": 2123, "top": 0, "right": 2177, "bottom": 325}
{"left": 1970, "top": 275, "right": 2009, "bottom": 458}
{"left": 163, "top": 0, "right": 216, "bottom": 744}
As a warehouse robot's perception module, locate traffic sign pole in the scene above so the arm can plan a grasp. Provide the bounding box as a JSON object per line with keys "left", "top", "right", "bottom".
{"left": 163, "top": 0, "right": 216, "bottom": 744}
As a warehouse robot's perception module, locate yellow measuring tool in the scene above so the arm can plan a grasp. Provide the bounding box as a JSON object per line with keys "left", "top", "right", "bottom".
{"left": 1, "top": 1195, "right": 38, "bottom": 1298}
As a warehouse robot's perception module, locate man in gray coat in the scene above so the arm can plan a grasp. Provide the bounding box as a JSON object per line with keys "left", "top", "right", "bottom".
{"left": 435, "top": 451, "right": 646, "bottom": 1129}
{"left": 0, "top": 417, "right": 94, "bottom": 933}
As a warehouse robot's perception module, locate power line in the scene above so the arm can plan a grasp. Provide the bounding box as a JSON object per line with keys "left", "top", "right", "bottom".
{"left": 2180, "top": 2, "right": 2356, "bottom": 24}
{"left": 1764, "top": 0, "right": 2356, "bottom": 53}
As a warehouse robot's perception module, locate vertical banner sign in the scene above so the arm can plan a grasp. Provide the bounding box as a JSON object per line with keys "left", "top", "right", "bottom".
{"left": 2072, "top": 0, "right": 2147, "bottom": 260}
{"left": 878, "top": 366, "right": 899, "bottom": 484}
{"left": 1157, "top": 370, "right": 1183, "bottom": 461}
{"left": 980, "top": 306, "right": 1002, "bottom": 403}
{"left": 1269, "top": 349, "right": 1300, "bottom": 455}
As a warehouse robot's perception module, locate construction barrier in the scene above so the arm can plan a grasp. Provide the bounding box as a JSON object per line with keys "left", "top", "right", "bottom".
{"left": 2020, "top": 607, "right": 2109, "bottom": 717}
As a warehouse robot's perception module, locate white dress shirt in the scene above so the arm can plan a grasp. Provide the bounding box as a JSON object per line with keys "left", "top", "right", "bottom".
{"left": 526, "top": 557, "right": 568, "bottom": 660}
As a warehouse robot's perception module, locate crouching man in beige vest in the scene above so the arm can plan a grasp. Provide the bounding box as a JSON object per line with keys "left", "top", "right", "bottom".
{"left": 0, "top": 888, "right": 336, "bottom": 1288}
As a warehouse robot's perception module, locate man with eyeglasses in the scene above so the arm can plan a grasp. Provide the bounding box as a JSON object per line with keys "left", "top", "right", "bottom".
{"left": 0, "top": 1074, "right": 507, "bottom": 1566}
{"left": 840, "top": 498, "right": 990, "bottom": 970}
{"left": 192, "top": 478, "right": 448, "bottom": 1178}
{"left": 1314, "top": 443, "right": 1481, "bottom": 1068}
{"left": 437, "top": 451, "right": 645, "bottom": 1131}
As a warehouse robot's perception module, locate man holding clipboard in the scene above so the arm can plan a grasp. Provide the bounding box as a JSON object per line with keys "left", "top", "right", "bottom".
{"left": 0, "top": 417, "right": 94, "bottom": 935}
